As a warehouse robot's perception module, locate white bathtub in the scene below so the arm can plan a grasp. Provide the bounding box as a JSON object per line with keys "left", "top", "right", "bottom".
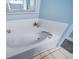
{"left": 6, "top": 19, "right": 68, "bottom": 59}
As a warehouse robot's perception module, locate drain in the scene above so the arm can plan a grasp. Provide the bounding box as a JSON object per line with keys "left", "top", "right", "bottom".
{"left": 37, "top": 38, "right": 40, "bottom": 40}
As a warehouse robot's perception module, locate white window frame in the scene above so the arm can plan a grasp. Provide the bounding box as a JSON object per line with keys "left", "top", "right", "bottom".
{"left": 6, "top": 0, "right": 36, "bottom": 14}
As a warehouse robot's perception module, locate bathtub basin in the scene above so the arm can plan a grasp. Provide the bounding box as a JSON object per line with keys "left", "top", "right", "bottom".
{"left": 7, "top": 29, "right": 53, "bottom": 48}
{"left": 6, "top": 19, "right": 68, "bottom": 58}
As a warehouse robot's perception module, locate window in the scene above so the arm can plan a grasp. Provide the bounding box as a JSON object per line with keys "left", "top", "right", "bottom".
{"left": 6, "top": 0, "right": 36, "bottom": 13}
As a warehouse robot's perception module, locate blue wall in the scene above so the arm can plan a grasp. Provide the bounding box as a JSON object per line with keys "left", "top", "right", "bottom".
{"left": 39, "top": 0, "right": 73, "bottom": 24}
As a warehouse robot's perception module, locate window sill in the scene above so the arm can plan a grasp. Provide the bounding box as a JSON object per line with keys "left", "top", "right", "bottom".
{"left": 6, "top": 11, "right": 39, "bottom": 15}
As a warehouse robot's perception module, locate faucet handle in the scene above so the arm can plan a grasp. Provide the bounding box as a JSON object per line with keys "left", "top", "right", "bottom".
{"left": 6, "top": 28, "right": 11, "bottom": 33}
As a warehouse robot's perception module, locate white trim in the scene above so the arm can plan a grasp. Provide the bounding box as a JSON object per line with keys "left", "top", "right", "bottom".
{"left": 9, "top": 0, "right": 23, "bottom": 4}
{"left": 6, "top": 10, "right": 39, "bottom": 15}
{"left": 24, "top": 0, "right": 27, "bottom": 10}
{"left": 7, "top": 0, "right": 11, "bottom": 10}
{"left": 57, "top": 24, "right": 73, "bottom": 46}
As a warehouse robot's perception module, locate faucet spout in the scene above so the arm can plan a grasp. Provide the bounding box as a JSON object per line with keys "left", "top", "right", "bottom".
{"left": 33, "top": 22, "right": 40, "bottom": 28}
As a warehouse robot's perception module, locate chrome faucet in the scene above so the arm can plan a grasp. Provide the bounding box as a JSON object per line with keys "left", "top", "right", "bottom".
{"left": 33, "top": 22, "right": 40, "bottom": 28}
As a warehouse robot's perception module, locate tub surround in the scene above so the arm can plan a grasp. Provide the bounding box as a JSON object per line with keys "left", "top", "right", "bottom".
{"left": 6, "top": 19, "right": 68, "bottom": 59}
